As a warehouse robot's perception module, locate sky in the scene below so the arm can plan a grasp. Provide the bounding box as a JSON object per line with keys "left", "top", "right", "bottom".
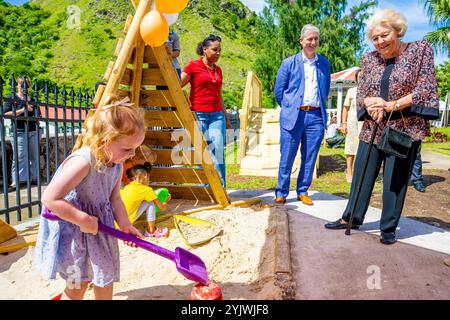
{"left": 5, "top": 0, "right": 448, "bottom": 65}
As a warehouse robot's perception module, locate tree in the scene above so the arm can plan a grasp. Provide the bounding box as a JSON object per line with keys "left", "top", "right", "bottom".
{"left": 421, "top": 0, "right": 450, "bottom": 55}
{"left": 253, "top": 0, "right": 377, "bottom": 107}
{"left": 436, "top": 60, "right": 450, "bottom": 99}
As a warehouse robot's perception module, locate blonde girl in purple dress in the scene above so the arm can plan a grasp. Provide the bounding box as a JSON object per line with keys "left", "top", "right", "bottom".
{"left": 33, "top": 95, "right": 145, "bottom": 300}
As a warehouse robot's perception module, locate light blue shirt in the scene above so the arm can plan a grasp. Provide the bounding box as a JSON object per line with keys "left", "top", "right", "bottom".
{"left": 301, "top": 51, "right": 320, "bottom": 107}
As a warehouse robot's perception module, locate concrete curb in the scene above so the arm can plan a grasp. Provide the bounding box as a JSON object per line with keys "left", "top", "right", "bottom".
{"left": 273, "top": 205, "right": 296, "bottom": 299}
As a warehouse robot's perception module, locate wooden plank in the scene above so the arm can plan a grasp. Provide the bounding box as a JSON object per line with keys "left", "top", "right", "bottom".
{"left": 93, "top": 84, "right": 105, "bottom": 108}
{"left": 0, "top": 224, "right": 37, "bottom": 254}
{"left": 148, "top": 167, "right": 208, "bottom": 184}
{"left": 114, "top": 38, "right": 124, "bottom": 56}
{"left": 250, "top": 107, "right": 265, "bottom": 113}
{"left": 123, "top": 14, "right": 133, "bottom": 34}
{"left": 145, "top": 129, "right": 188, "bottom": 147}
{"left": 141, "top": 68, "right": 166, "bottom": 86}
{"left": 151, "top": 149, "right": 195, "bottom": 165}
{"left": 239, "top": 72, "right": 253, "bottom": 160}
{"left": 144, "top": 110, "right": 183, "bottom": 128}
{"left": 275, "top": 209, "right": 291, "bottom": 274}
{"left": 98, "top": 0, "right": 152, "bottom": 108}
{"left": 103, "top": 61, "right": 115, "bottom": 81}
{"left": 152, "top": 46, "right": 230, "bottom": 207}
{"left": 0, "top": 219, "right": 17, "bottom": 244}
{"left": 149, "top": 184, "right": 215, "bottom": 201}
{"left": 131, "top": 0, "right": 139, "bottom": 9}
{"left": 121, "top": 68, "right": 132, "bottom": 86}
{"left": 248, "top": 113, "right": 264, "bottom": 125}
{"left": 130, "top": 38, "right": 146, "bottom": 104}
{"left": 143, "top": 46, "right": 158, "bottom": 66}
{"left": 140, "top": 90, "right": 175, "bottom": 107}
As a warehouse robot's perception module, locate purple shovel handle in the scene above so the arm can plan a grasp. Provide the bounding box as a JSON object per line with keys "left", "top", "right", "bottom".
{"left": 42, "top": 209, "right": 175, "bottom": 261}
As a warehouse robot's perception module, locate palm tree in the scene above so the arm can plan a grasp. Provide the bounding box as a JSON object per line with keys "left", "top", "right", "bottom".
{"left": 421, "top": 0, "right": 450, "bottom": 55}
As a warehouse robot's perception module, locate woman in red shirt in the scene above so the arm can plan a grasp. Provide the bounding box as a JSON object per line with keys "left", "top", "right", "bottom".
{"left": 181, "top": 34, "right": 231, "bottom": 187}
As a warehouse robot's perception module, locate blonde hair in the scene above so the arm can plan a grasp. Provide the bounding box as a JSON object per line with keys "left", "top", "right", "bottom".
{"left": 73, "top": 95, "right": 145, "bottom": 171}
{"left": 366, "top": 9, "right": 408, "bottom": 40}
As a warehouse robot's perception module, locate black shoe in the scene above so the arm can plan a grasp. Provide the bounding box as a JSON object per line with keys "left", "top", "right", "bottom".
{"left": 7, "top": 185, "right": 16, "bottom": 192}
{"left": 18, "top": 181, "right": 29, "bottom": 189}
{"left": 30, "top": 180, "right": 38, "bottom": 186}
{"left": 380, "top": 231, "right": 396, "bottom": 245}
{"left": 324, "top": 219, "right": 360, "bottom": 230}
{"left": 413, "top": 182, "right": 426, "bottom": 193}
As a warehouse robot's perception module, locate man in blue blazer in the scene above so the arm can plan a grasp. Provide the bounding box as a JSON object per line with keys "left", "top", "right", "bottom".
{"left": 274, "top": 24, "right": 331, "bottom": 205}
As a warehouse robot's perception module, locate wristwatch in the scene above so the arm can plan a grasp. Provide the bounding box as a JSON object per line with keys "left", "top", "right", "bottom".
{"left": 394, "top": 101, "right": 401, "bottom": 111}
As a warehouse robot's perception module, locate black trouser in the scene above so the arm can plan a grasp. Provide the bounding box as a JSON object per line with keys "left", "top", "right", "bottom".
{"left": 342, "top": 140, "right": 421, "bottom": 233}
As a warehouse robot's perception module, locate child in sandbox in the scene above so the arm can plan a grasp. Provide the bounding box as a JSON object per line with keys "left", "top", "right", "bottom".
{"left": 120, "top": 162, "right": 171, "bottom": 238}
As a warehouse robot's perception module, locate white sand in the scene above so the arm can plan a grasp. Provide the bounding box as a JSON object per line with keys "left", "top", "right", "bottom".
{"left": 0, "top": 205, "right": 283, "bottom": 300}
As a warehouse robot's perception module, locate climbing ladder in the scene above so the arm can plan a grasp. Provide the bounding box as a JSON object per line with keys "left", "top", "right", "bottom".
{"left": 93, "top": 0, "right": 230, "bottom": 207}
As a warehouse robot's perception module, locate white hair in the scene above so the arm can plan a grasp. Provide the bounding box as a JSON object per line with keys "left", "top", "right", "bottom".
{"left": 366, "top": 9, "right": 408, "bottom": 40}
{"left": 300, "top": 24, "right": 320, "bottom": 39}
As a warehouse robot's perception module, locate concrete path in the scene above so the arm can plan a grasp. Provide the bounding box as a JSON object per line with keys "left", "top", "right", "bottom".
{"left": 228, "top": 189, "right": 450, "bottom": 299}
{"left": 422, "top": 150, "right": 450, "bottom": 171}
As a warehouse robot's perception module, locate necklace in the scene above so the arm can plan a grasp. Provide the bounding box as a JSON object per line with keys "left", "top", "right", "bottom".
{"left": 203, "top": 60, "right": 219, "bottom": 83}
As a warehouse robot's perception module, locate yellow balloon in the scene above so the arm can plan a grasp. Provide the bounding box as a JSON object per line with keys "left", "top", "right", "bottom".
{"left": 156, "top": 0, "right": 188, "bottom": 14}
{"left": 140, "top": 10, "right": 169, "bottom": 47}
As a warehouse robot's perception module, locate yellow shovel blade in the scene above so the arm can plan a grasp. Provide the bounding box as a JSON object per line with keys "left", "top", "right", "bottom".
{"left": 173, "top": 215, "right": 222, "bottom": 247}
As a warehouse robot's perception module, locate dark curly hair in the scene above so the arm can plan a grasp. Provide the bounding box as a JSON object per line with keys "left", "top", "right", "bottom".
{"left": 126, "top": 162, "right": 152, "bottom": 181}
{"left": 196, "top": 34, "right": 222, "bottom": 56}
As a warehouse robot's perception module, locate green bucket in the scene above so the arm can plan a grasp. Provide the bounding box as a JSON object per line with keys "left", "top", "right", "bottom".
{"left": 154, "top": 188, "right": 169, "bottom": 213}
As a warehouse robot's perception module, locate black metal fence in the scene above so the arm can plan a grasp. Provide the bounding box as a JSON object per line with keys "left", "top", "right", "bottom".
{"left": 0, "top": 76, "right": 94, "bottom": 224}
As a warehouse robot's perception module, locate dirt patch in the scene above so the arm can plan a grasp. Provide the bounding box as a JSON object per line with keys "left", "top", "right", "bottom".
{"left": 371, "top": 169, "right": 450, "bottom": 230}
{"left": 319, "top": 154, "right": 450, "bottom": 230}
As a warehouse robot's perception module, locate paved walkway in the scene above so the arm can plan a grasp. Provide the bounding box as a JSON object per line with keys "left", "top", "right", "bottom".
{"left": 422, "top": 150, "right": 450, "bottom": 170}
{"left": 228, "top": 189, "right": 450, "bottom": 299}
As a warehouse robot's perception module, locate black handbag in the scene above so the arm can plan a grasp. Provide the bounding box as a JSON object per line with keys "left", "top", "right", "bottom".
{"left": 377, "top": 111, "right": 413, "bottom": 159}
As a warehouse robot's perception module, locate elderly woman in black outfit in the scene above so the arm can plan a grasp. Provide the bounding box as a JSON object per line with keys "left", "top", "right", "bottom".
{"left": 324, "top": 9, "right": 440, "bottom": 244}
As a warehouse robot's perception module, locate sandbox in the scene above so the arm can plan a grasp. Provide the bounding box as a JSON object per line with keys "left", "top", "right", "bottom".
{"left": 0, "top": 203, "right": 285, "bottom": 300}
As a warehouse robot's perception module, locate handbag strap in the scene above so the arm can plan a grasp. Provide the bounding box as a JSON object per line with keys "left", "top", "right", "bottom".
{"left": 386, "top": 109, "right": 408, "bottom": 128}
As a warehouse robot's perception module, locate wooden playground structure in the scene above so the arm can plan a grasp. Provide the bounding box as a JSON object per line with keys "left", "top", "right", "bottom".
{"left": 93, "top": 0, "right": 230, "bottom": 208}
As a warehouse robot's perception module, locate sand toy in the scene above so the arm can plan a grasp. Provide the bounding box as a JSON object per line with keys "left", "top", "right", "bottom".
{"left": 42, "top": 208, "right": 208, "bottom": 285}
{"left": 173, "top": 215, "right": 222, "bottom": 247}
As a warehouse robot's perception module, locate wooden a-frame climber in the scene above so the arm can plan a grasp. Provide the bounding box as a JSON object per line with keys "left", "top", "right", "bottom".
{"left": 93, "top": 0, "right": 230, "bottom": 207}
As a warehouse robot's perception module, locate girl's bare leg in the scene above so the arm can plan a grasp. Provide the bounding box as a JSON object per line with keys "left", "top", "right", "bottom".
{"left": 93, "top": 284, "right": 113, "bottom": 300}
{"left": 61, "top": 281, "right": 89, "bottom": 300}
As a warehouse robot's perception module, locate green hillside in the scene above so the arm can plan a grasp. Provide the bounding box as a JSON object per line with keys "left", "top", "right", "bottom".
{"left": 0, "top": 0, "right": 258, "bottom": 108}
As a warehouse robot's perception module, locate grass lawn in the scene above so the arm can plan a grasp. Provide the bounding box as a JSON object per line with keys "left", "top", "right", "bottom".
{"left": 422, "top": 126, "right": 450, "bottom": 156}
{"left": 422, "top": 141, "right": 450, "bottom": 156}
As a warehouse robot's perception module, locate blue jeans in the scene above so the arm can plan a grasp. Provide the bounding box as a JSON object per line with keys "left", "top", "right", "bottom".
{"left": 195, "top": 111, "right": 226, "bottom": 187}
{"left": 10, "top": 129, "right": 41, "bottom": 184}
{"left": 411, "top": 144, "right": 423, "bottom": 184}
{"left": 276, "top": 109, "right": 324, "bottom": 197}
